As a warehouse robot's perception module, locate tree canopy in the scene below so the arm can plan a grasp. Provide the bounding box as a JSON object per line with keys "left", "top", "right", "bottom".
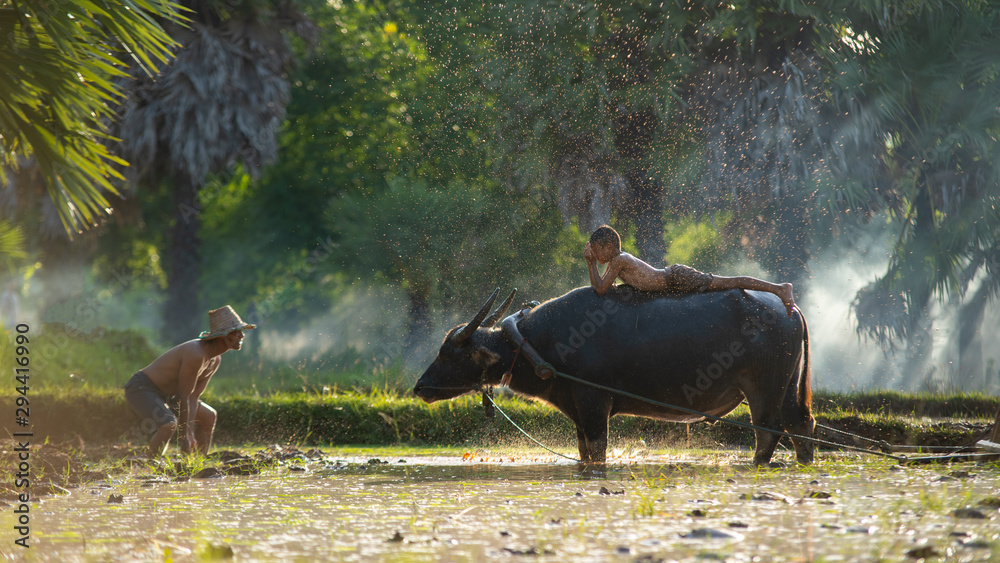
{"left": 7, "top": 0, "right": 1000, "bottom": 387}
{"left": 0, "top": 0, "right": 183, "bottom": 232}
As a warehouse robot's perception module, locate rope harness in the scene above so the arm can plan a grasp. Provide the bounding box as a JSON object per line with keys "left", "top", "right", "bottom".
{"left": 488, "top": 309, "right": 995, "bottom": 465}
{"left": 484, "top": 393, "right": 581, "bottom": 462}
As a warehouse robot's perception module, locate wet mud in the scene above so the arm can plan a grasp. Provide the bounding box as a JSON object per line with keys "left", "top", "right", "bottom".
{"left": 1, "top": 445, "right": 999, "bottom": 561}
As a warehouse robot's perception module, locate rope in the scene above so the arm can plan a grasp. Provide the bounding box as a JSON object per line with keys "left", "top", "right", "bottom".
{"left": 487, "top": 376, "right": 996, "bottom": 464}
{"left": 814, "top": 423, "right": 894, "bottom": 452}
{"left": 815, "top": 423, "right": 978, "bottom": 453}
{"left": 484, "top": 392, "right": 581, "bottom": 463}
{"left": 501, "top": 342, "right": 524, "bottom": 387}
{"left": 547, "top": 369, "right": 906, "bottom": 461}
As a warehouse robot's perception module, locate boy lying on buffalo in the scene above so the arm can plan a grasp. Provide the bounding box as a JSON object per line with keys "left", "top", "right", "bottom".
{"left": 584, "top": 225, "right": 797, "bottom": 317}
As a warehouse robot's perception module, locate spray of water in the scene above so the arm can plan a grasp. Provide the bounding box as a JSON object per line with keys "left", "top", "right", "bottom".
{"left": 26, "top": 221, "right": 999, "bottom": 395}
{"left": 799, "top": 234, "right": 897, "bottom": 391}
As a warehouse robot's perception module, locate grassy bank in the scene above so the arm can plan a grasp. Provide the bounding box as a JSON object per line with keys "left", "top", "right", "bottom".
{"left": 10, "top": 388, "right": 998, "bottom": 454}
{"left": 21, "top": 322, "right": 408, "bottom": 396}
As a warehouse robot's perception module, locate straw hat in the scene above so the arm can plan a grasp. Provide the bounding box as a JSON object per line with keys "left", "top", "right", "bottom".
{"left": 198, "top": 306, "right": 256, "bottom": 339}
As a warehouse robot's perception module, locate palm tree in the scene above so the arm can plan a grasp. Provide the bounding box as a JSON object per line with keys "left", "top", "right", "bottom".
{"left": 108, "top": 0, "right": 315, "bottom": 342}
{"left": 826, "top": 1, "right": 1000, "bottom": 387}
{"left": 0, "top": 0, "right": 181, "bottom": 234}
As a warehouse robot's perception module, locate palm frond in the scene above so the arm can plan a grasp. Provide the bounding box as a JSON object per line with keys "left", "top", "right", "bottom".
{"left": 852, "top": 278, "right": 910, "bottom": 348}
{"left": 110, "top": 3, "right": 315, "bottom": 187}
{"left": 0, "top": 0, "right": 185, "bottom": 234}
{"left": 0, "top": 220, "right": 26, "bottom": 268}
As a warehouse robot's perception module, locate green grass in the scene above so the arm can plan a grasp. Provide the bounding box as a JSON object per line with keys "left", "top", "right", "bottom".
{"left": 12, "top": 386, "right": 996, "bottom": 455}
{"left": 29, "top": 322, "right": 159, "bottom": 391}
{"left": 20, "top": 322, "right": 410, "bottom": 396}
{"left": 814, "top": 389, "right": 1000, "bottom": 419}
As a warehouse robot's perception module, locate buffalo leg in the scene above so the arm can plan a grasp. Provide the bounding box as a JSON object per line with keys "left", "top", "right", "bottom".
{"left": 747, "top": 395, "right": 784, "bottom": 466}
{"left": 575, "top": 423, "right": 608, "bottom": 463}
{"left": 787, "top": 417, "right": 816, "bottom": 464}
{"left": 782, "top": 369, "right": 816, "bottom": 464}
{"left": 571, "top": 392, "right": 613, "bottom": 463}
{"left": 782, "top": 393, "right": 816, "bottom": 464}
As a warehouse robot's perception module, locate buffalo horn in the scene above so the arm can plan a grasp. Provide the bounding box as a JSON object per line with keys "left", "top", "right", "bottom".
{"left": 483, "top": 288, "right": 517, "bottom": 328}
{"left": 451, "top": 287, "right": 500, "bottom": 345}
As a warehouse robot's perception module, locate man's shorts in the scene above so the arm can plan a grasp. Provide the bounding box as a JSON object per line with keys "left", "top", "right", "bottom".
{"left": 124, "top": 371, "right": 181, "bottom": 435}
{"left": 663, "top": 264, "right": 714, "bottom": 294}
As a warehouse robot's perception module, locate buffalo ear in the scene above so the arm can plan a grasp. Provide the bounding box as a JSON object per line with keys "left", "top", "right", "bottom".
{"left": 471, "top": 347, "right": 500, "bottom": 368}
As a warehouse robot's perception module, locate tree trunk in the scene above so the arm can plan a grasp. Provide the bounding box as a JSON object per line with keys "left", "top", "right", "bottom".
{"left": 405, "top": 287, "right": 431, "bottom": 355}
{"left": 900, "top": 184, "right": 935, "bottom": 389}
{"left": 625, "top": 171, "right": 665, "bottom": 266}
{"left": 608, "top": 31, "right": 665, "bottom": 267}
{"left": 615, "top": 105, "right": 664, "bottom": 266}
{"left": 957, "top": 280, "right": 991, "bottom": 389}
{"left": 164, "top": 175, "right": 202, "bottom": 343}
{"left": 901, "top": 314, "right": 933, "bottom": 390}
{"left": 762, "top": 193, "right": 810, "bottom": 286}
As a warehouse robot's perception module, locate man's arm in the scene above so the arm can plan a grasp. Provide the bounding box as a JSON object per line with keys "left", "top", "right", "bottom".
{"left": 174, "top": 354, "right": 203, "bottom": 453}
{"left": 190, "top": 357, "right": 219, "bottom": 398}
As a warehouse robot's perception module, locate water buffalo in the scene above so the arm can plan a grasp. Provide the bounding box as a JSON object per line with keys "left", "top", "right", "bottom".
{"left": 413, "top": 285, "right": 814, "bottom": 465}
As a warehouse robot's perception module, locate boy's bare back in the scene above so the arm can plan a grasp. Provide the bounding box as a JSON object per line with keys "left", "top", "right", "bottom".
{"left": 606, "top": 252, "right": 673, "bottom": 292}
{"left": 585, "top": 225, "right": 796, "bottom": 316}
{"left": 586, "top": 240, "right": 676, "bottom": 296}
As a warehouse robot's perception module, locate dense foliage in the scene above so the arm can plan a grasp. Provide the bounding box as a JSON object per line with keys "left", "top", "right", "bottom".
{"left": 0, "top": 0, "right": 182, "bottom": 231}
{"left": 4, "top": 0, "right": 1000, "bottom": 388}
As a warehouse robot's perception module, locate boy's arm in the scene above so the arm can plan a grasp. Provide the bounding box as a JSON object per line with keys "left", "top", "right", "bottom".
{"left": 587, "top": 256, "right": 622, "bottom": 296}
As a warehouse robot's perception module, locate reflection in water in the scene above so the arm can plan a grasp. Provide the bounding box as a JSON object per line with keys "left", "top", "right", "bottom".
{"left": 5, "top": 451, "right": 1000, "bottom": 561}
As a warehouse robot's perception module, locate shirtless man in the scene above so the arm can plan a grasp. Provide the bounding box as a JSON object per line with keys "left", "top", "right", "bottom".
{"left": 124, "top": 306, "right": 255, "bottom": 457}
{"left": 584, "top": 225, "right": 797, "bottom": 317}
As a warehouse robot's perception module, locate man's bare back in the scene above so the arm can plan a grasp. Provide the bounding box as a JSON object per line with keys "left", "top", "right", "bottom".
{"left": 141, "top": 340, "right": 223, "bottom": 397}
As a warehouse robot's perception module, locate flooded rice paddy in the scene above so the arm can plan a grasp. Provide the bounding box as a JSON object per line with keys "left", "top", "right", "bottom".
{"left": 5, "top": 447, "right": 1000, "bottom": 562}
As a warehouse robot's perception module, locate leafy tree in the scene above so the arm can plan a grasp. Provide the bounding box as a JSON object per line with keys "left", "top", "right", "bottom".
{"left": 195, "top": 0, "right": 581, "bottom": 350}
{"left": 196, "top": 0, "right": 438, "bottom": 325}
{"left": 327, "top": 178, "right": 575, "bottom": 352}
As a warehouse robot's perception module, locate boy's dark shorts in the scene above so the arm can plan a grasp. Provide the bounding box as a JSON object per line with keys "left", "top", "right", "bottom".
{"left": 663, "top": 264, "right": 714, "bottom": 294}
{"left": 124, "top": 371, "right": 181, "bottom": 435}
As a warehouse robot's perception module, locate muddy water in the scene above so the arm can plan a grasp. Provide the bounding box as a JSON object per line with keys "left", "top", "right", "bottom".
{"left": 5, "top": 449, "right": 1000, "bottom": 562}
